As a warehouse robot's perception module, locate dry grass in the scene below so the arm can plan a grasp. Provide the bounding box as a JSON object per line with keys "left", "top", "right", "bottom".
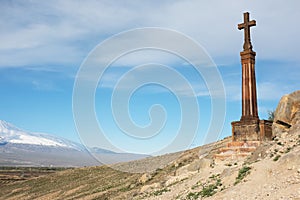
{"left": 0, "top": 166, "right": 141, "bottom": 200}
{"left": 0, "top": 137, "right": 231, "bottom": 200}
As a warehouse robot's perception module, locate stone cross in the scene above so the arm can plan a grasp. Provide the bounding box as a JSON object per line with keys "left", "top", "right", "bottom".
{"left": 231, "top": 12, "right": 273, "bottom": 143}
{"left": 238, "top": 12, "right": 258, "bottom": 121}
{"left": 238, "top": 12, "right": 256, "bottom": 51}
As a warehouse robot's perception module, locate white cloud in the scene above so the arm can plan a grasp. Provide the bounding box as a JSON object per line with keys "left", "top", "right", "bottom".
{"left": 31, "top": 80, "right": 61, "bottom": 92}
{"left": 223, "top": 80, "right": 297, "bottom": 102}
{"left": 1, "top": 0, "right": 300, "bottom": 68}
{"left": 257, "top": 82, "right": 295, "bottom": 101}
{"left": 0, "top": 1, "right": 299, "bottom": 102}
{"left": 97, "top": 63, "right": 226, "bottom": 99}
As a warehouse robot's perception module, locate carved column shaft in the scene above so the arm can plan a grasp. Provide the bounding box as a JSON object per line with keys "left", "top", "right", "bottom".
{"left": 240, "top": 50, "right": 258, "bottom": 121}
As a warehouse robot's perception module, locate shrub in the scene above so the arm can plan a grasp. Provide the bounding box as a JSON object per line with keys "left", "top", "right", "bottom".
{"left": 277, "top": 142, "right": 283, "bottom": 146}
{"left": 186, "top": 192, "right": 200, "bottom": 199}
{"left": 285, "top": 147, "right": 292, "bottom": 153}
{"left": 188, "top": 175, "right": 222, "bottom": 199}
{"left": 200, "top": 184, "right": 217, "bottom": 197}
{"left": 273, "top": 155, "right": 281, "bottom": 161}
{"left": 199, "top": 178, "right": 221, "bottom": 197}
{"left": 153, "top": 188, "right": 170, "bottom": 196}
{"left": 234, "top": 166, "right": 251, "bottom": 185}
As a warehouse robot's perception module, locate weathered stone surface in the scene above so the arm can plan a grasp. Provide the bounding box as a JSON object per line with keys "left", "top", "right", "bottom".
{"left": 232, "top": 119, "right": 273, "bottom": 142}
{"left": 198, "top": 149, "right": 209, "bottom": 159}
{"left": 140, "top": 182, "right": 161, "bottom": 193}
{"left": 199, "top": 158, "right": 213, "bottom": 169}
{"left": 289, "top": 123, "right": 300, "bottom": 135}
{"left": 187, "top": 158, "right": 212, "bottom": 172}
{"left": 138, "top": 173, "right": 152, "bottom": 184}
{"left": 273, "top": 90, "right": 300, "bottom": 135}
{"left": 214, "top": 141, "right": 259, "bottom": 161}
{"left": 187, "top": 160, "right": 201, "bottom": 172}
{"left": 259, "top": 120, "right": 273, "bottom": 140}
{"left": 175, "top": 165, "right": 188, "bottom": 176}
{"left": 232, "top": 120, "right": 260, "bottom": 141}
{"left": 165, "top": 174, "right": 189, "bottom": 187}
{"left": 278, "top": 149, "right": 300, "bottom": 170}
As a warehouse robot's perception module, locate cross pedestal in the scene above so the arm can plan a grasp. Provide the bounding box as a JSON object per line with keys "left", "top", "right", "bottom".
{"left": 232, "top": 119, "right": 272, "bottom": 142}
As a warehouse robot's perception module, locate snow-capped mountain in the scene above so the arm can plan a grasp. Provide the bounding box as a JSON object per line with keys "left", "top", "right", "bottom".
{"left": 0, "top": 120, "right": 83, "bottom": 151}
{"left": 0, "top": 120, "right": 148, "bottom": 167}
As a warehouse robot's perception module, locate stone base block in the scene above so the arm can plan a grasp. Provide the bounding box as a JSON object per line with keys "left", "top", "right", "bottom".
{"left": 259, "top": 120, "right": 273, "bottom": 141}
{"left": 231, "top": 119, "right": 273, "bottom": 142}
{"left": 231, "top": 119, "right": 260, "bottom": 141}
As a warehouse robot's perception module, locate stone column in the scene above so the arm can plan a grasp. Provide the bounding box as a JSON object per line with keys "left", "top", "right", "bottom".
{"left": 240, "top": 50, "right": 259, "bottom": 121}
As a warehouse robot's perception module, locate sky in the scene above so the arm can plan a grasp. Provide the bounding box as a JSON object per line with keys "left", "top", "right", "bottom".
{"left": 0, "top": 0, "right": 299, "bottom": 155}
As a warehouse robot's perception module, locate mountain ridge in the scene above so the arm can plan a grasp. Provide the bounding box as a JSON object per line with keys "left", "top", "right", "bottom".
{"left": 0, "top": 120, "right": 83, "bottom": 150}
{"left": 0, "top": 120, "right": 148, "bottom": 167}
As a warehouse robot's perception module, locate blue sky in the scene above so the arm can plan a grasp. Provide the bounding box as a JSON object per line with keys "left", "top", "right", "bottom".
{"left": 0, "top": 1, "right": 299, "bottom": 155}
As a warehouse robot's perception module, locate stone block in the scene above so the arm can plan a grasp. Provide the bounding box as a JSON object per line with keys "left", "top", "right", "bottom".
{"left": 231, "top": 119, "right": 272, "bottom": 142}
{"left": 231, "top": 119, "right": 260, "bottom": 141}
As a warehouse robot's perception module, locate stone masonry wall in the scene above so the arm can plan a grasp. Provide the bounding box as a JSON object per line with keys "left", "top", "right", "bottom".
{"left": 232, "top": 119, "right": 273, "bottom": 142}
{"left": 232, "top": 120, "right": 260, "bottom": 141}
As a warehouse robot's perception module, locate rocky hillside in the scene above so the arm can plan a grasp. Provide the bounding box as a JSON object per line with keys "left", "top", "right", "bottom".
{"left": 0, "top": 91, "right": 300, "bottom": 200}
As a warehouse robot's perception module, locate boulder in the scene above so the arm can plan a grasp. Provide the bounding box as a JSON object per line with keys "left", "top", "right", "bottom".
{"left": 277, "top": 149, "right": 300, "bottom": 170}
{"left": 273, "top": 90, "right": 300, "bottom": 135}
{"left": 289, "top": 123, "right": 300, "bottom": 135}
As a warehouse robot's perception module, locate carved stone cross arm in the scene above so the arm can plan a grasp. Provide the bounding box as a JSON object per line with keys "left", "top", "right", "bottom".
{"left": 238, "top": 12, "right": 256, "bottom": 51}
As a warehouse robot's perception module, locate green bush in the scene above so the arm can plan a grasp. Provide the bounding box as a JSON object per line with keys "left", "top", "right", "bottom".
{"left": 186, "top": 192, "right": 200, "bottom": 199}
{"left": 234, "top": 166, "right": 251, "bottom": 185}
{"left": 188, "top": 175, "right": 222, "bottom": 199}
{"left": 199, "top": 178, "right": 221, "bottom": 197}
{"left": 153, "top": 188, "right": 170, "bottom": 196}
{"left": 273, "top": 155, "right": 281, "bottom": 161}
{"left": 200, "top": 184, "right": 217, "bottom": 197}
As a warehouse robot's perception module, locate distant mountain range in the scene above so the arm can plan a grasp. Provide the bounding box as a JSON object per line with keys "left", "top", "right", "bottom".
{"left": 0, "top": 120, "right": 148, "bottom": 167}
